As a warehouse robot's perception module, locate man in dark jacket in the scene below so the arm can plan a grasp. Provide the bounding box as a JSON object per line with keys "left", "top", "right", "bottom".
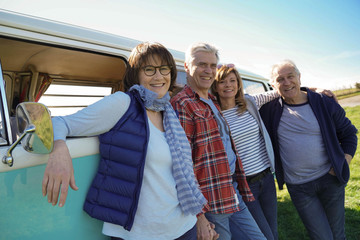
{"left": 259, "top": 60, "right": 358, "bottom": 240}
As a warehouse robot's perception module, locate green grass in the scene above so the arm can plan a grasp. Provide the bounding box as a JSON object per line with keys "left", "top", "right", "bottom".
{"left": 334, "top": 88, "right": 360, "bottom": 100}
{"left": 277, "top": 105, "right": 360, "bottom": 240}
{"left": 337, "top": 91, "right": 360, "bottom": 100}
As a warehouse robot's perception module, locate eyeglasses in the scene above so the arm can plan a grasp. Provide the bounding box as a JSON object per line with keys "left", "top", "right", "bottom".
{"left": 217, "top": 63, "right": 235, "bottom": 69}
{"left": 142, "top": 65, "right": 172, "bottom": 76}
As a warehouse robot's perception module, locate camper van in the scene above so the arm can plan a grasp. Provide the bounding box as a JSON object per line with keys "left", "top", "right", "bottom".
{"left": 0, "top": 9, "right": 271, "bottom": 239}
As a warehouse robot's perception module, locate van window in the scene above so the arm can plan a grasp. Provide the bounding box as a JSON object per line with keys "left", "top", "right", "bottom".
{"left": 0, "top": 98, "right": 8, "bottom": 145}
{"left": 176, "top": 70, "right": 187, "bottom": 86}
{"left": 0, "top": 73, "right": 10, "bottom": 145}
{"left": 0, "top": 36, "right": 127, "bottom": 115}
{"left": 243, "top": 79, "right": 268, "bottom": 94}
{"left": 38, "top": 85, "right": 112, "bottom": 116}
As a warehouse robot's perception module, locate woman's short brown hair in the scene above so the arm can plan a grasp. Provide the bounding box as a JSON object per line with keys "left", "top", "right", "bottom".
{"left": 211, "top": 65, "right": 247, "bottom": 113}
{"left": 123, "top": 42, "right": 177, "bottom": 92}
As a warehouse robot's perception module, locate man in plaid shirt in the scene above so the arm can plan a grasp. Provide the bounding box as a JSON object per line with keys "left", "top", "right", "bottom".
{"left": 171, "top": 42, "right": 265, "bottom": 240}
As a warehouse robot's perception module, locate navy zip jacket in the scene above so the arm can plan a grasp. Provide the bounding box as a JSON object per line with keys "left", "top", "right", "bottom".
{"left": 83, "top": 91, "right": 149, "bottom": 231}
{"left": 259, "top": 88, "right": 358, "bottom": 190}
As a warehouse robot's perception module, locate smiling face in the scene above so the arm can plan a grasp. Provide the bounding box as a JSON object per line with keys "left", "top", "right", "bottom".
{"left": 185, "top": 51, "right": 217, "bottom": 99}
{"left": 272, "top": 64, "right": 303, "bottom": 104}
{"left": 215, "top": 72, "right": 239, "bottom": 102}
{"left": 138, "top": 55, "right": 170, "bottom": 98}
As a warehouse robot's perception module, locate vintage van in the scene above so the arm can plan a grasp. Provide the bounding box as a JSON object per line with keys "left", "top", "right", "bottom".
{"left": 0, "top": 9, "right": 271, "bottom": 239}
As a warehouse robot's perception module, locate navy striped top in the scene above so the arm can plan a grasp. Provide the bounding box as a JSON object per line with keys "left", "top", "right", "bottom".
{"left": 222, "top": 93, "right": 277, "bottom": 176}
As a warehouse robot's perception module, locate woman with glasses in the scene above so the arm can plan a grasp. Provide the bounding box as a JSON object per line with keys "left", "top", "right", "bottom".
{"left": 42, "top": 42, "right": 209, "bottom": 240}
{"left": 211, "top": 65, "right": 279, "bottom": 240}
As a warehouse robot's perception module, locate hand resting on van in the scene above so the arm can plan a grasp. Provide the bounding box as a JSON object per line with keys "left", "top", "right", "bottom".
{"left": 42, "top": 140, "right": 78, "bottom": 207}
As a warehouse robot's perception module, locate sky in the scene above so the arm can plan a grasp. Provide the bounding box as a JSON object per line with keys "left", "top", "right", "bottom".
{"left": 1, "top": 0, "right": 359, "bottom": 90}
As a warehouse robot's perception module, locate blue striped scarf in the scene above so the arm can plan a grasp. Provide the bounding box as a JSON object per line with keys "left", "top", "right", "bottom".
{"left": 130, "top": 85, "right": 206, "bottom": 215}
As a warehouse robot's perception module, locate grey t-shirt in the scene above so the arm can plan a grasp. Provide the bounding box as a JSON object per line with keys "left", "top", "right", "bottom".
{"left": 278, "top": 102, "right": 331, "bottom": 184}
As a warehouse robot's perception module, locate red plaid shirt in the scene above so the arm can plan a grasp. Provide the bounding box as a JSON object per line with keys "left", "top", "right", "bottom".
{"left": 171, "top": 85, "right": 254, "bottom": 214}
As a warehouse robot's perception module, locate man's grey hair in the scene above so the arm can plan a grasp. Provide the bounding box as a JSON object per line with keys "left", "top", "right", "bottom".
{"left": 270, "top": 59, "right": 301, "bottom": 83}
{"left": 185, "top": 42, "right": 219, "bottom": 65}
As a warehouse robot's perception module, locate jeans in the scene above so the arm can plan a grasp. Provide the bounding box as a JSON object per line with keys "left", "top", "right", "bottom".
{"left": 286, "top": 172, "right": 346, "bottom": 240}
{"left": 205, "top": 182, "right": 266, "bottom": 240}
{"left": 245, "top": 171, "right": 278, "bottom": 240}
{"left": 110, "top": 224, "right": 196, "bottom": 240}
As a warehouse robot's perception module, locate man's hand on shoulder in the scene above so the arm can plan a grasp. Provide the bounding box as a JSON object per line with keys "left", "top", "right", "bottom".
{"left": 309, "top": 87, "right": 338, "bottom": 103}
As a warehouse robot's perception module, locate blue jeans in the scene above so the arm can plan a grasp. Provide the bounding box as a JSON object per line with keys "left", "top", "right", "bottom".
{"left": 205, "top": 182, "right": 266, "bottom": 240}
{"left": 245, "top": 171, "right": 278, "bottom": 240}
{"left": 110, "top": 224, "right": 196, "bottom": 240}
{"left": 286, "top": 173, "right": 346, "bottom": 240}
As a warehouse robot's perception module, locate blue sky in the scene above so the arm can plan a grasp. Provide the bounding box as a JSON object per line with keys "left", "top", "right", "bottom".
{"left": 1, "top": 0, "right": 359, "bottom": 89}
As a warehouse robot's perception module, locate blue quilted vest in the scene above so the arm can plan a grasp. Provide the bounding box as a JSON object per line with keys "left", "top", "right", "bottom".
{"left": 83, "top": 90, "right": 149, "bottom": 231}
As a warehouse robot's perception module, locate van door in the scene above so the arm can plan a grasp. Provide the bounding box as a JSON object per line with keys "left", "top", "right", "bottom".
{"left": 0, "top": 31, "right": 131, "bottom": 238}
{"left": 0, "top": 60, "right": 109, "bottom": 240}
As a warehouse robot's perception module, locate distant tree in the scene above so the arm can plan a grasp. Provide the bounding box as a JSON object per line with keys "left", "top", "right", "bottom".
{"left": 356, "top": 82, "right": 360, "bottom": 89}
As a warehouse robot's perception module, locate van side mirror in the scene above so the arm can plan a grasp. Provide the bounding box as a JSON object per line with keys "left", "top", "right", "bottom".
{"left": 2, "top": 102, "right": 53, "bottom": 167}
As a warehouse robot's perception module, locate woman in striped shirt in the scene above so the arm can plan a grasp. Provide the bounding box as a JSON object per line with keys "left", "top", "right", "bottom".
{"left": 211, "top": 65, "right": 278, "bottom": 240}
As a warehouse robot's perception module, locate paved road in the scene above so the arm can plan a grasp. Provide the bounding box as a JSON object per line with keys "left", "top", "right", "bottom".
{"left": 338, "top": 95, "right": 360, "bottom": 107}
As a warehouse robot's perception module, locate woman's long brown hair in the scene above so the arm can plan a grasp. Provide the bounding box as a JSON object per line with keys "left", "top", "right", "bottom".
{"left": 211, "top": 65, "right": 247, "bottom": 113}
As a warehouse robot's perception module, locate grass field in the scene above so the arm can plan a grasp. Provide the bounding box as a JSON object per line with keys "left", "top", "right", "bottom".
{"left": 334, "top": 88, "right": 360, "bottom": 100}
{"left": 277, "top": 105, "right": 360, "bottom": 240}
